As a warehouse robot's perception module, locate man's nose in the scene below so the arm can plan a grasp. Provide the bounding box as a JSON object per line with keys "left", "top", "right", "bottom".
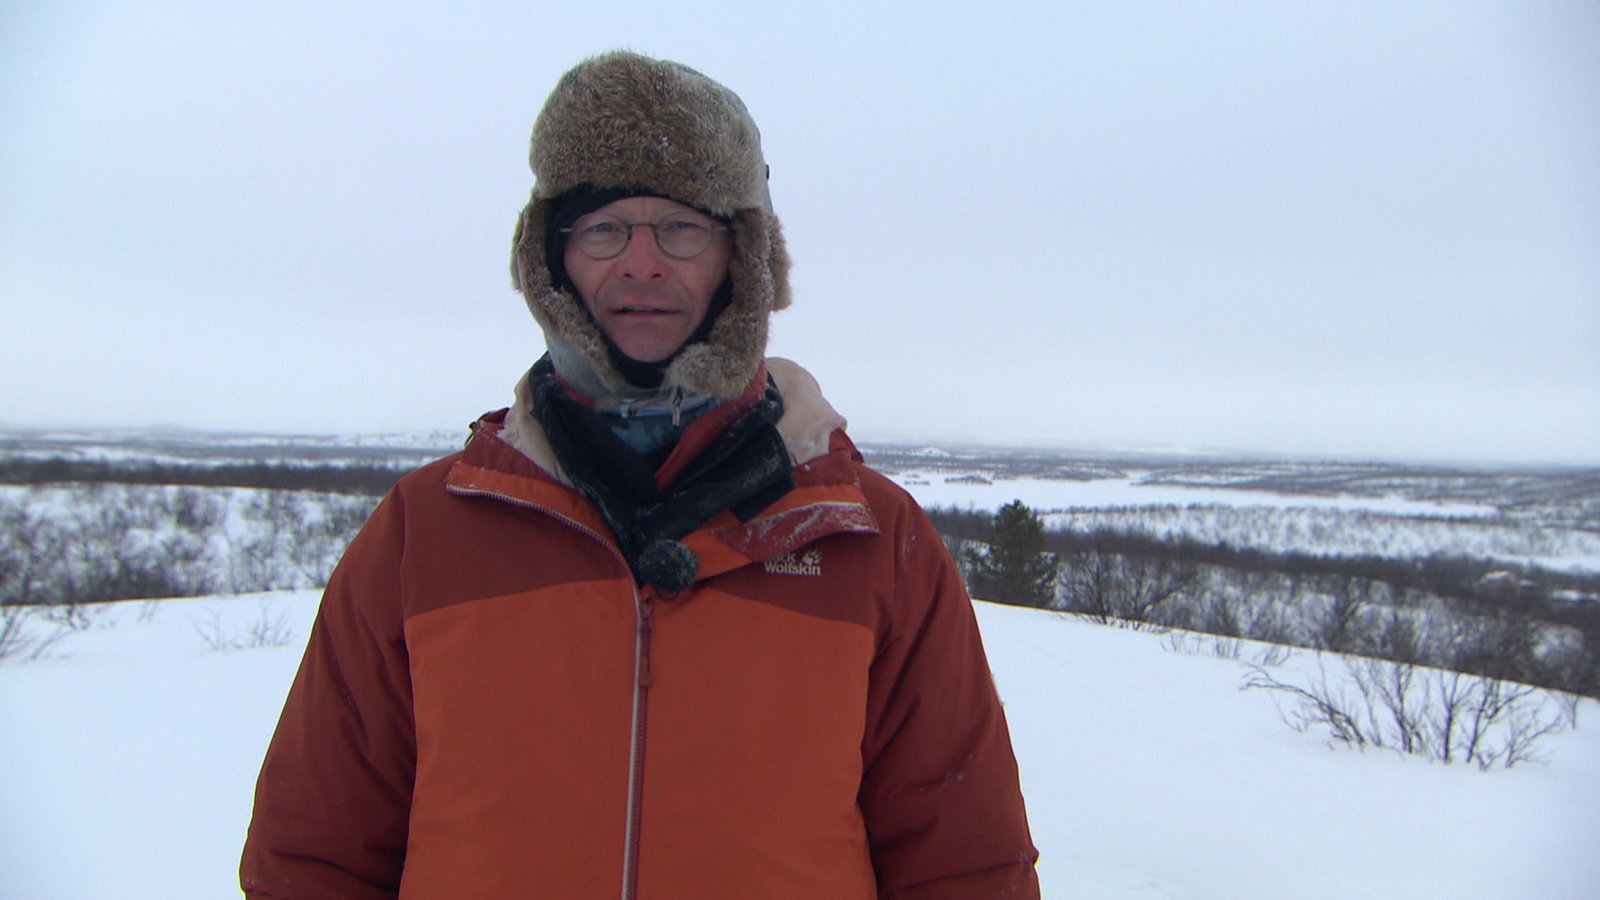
{"left": 617, "top": 225, "right": 668, "bottom": 278}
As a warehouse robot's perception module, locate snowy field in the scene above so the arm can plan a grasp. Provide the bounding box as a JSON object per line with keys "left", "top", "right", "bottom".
{"left": 2, "top": 591, "right": 1597, "bottom": 899}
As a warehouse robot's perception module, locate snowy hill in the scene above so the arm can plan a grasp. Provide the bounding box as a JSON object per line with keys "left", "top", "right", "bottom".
{"left": 2, "top": 593, "right": 1597, "bottom": 899}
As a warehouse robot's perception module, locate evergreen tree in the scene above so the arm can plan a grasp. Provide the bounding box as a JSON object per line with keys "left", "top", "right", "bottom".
{"left": 966, "top": 500, "right": 1057, "bottom": 608}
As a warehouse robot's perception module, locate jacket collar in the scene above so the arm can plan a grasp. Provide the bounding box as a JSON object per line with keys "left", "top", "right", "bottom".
{"left": 497, "top": 356, "right": 845, "bottom": 485}
{"left": 446, "top": 358, "right": 873, "bottom": 579}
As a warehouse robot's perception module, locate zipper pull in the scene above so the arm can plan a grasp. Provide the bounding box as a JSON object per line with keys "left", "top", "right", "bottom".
{"left": 670, "top": 386, "right": 684, "bottom": 427}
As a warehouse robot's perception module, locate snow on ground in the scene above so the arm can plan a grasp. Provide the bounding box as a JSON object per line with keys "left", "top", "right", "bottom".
{"left": 2, "top": 593, "right": 1598, "bottom": 898}
{"left": 985, "top": 603, "right": 1600, "bottom": 899}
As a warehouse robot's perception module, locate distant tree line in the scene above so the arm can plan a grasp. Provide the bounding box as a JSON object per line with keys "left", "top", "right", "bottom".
{"left": 929, "top": 503, "right": 1600, "bottom": 608}
{"left": 928, "top": 501, "right": 1600, "bottom": 699}
{"left": 0, "top": 457, "right": 406, "bottom": 495}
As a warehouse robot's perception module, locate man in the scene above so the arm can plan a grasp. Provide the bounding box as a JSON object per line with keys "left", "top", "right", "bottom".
{"left": 241, "top": 50, "right": 1039, "bottom": 898}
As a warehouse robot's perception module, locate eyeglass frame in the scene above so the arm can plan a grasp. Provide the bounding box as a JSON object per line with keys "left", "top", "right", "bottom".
{"left": 558, "top": 211, "right": 731, "bottom": 260}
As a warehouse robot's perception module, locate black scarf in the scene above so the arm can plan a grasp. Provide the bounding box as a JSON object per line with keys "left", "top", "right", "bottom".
{"left": 527, "top": 356, "right": 795, "bottom": 593}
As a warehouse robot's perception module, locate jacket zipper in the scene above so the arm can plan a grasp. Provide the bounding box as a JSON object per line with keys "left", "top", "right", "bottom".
{"left": 621, "top": 594, "right": 654, "bottom": 900}
{"left": 447, "top": 482, "right": 657, "bottom": 900}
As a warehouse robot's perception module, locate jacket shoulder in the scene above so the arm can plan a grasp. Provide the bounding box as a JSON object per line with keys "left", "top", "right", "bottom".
{"left": 836, "top": 452, "right": 931, "bottom": 532}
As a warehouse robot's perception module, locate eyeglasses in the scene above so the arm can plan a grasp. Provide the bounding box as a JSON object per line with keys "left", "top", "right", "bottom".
{"left": 559, "top": 211, "right": 730, "bottom": 260}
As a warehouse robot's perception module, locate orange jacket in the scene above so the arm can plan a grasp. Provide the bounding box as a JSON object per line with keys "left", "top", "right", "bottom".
{"left": 242, "top": 396, "right": 1038, "bottom": 898}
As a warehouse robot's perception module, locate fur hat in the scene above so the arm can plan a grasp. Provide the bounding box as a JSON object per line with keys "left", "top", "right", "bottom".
{"left": 510, "top": 50, "right": 792, "bottom": 399}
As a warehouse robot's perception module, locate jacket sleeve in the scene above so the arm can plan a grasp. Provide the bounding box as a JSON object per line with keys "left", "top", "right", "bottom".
{"left": 858, "top": 492, "right": 1040, "bottom": 898}
{"left": 240, "top": 489, "right": 417, "bottom": 899}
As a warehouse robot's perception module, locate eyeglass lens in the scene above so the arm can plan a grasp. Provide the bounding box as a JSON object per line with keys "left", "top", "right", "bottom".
{"left": 567, "top": 214, "right": 723, "bottom": 259}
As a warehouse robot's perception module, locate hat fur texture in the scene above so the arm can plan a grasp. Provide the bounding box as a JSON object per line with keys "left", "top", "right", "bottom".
{"left": 511, "top": 50, "right": 792, "bottom": 400}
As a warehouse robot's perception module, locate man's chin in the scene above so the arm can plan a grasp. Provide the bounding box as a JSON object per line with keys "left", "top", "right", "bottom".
{"left": 609, "top": 337, "right": 685, "bottom": 366}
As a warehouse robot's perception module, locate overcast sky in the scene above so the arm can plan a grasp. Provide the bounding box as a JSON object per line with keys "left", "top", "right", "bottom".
{"left": 3, "top": 1, "right": 1596, "bottom": 465}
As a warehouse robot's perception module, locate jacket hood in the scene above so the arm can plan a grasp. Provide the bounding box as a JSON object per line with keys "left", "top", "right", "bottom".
{"left": 510, "top": 50, "right": 792, "bottom": 400}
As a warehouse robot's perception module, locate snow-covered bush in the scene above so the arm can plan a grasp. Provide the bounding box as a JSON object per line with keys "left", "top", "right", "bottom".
{"left": 0, "top": 485, "right": 377, "bottom": 609}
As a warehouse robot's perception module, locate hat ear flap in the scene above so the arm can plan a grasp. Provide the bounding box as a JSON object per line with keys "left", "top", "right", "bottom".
{"left": 510, "top": 204, "right": 534, "bottom": 297}
{"left": 766, "top": 210, "right": 792, "bottom": 313}
{"left": 662, "top": 208, "right": 785, "bottom": 397}
{"left": 513, "top": 194, "right": 614, "bottom": 379}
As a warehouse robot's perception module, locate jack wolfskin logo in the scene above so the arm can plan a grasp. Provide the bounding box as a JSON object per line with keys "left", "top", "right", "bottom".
{"left": 764, "top": 549, "right": 823, "bottom": 577}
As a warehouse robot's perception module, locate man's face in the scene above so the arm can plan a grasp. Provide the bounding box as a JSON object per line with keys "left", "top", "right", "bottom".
{"left": 562, "top": 195, "right": 733, "bottom": 364}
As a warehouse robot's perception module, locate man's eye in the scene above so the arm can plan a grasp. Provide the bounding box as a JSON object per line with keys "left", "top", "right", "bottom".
{"left": 583, "top": 221, "right": 622, "bottom": 236}
{"left": 659, "top": 218, "right": 707, "bottom": 234}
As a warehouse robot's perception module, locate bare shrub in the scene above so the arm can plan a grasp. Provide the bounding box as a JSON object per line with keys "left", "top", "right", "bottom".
{"left": 227, "top": 491, "right": 373, "bottom": 592}
{"left": 1162, "top": 631, "right": 1245, "bottom": 660}
{"left": 1227, "top": 571, "right": 1298, "bottom": 645}
{"left": 165, "top": 487, "right": 227, "bottom": 533}
{"left": 1313, "top": 574, "right": 1384, "bottom": 653}
{"left": 0, "top": 603, "right": 70, "bottom": 662}
{"left": 0, "top": 499, "right": 67, "bottom": 607}
{"left": 1245, "top": 656, "right": 1376, "bottom": 751}
{"left": 1253, "top": 643, "right": 1295, "bottom": 668}
{"left": 1244, "top": 654, "right": 1573, "bottom": 770}
{"left": 289, "top": 496, "right": 374, "bottom": 586}
{"left": 1057, "top": 545, "right": 1121, "bottom": 624}
{"left": 242, "top": 599, "right": 295, "bottom": 648}
{"left": 0, "top": 604, "right": 34, "bottom": 661}
{"left": 190, "top": 599, "right": 295, "bottom": 653}
{"left": 230, "top": 492, "right": 307, "bottom": 592}
{"left": 37, "top": 602, "right": 96, "bottom": 631}
{"left": 190, "top": 608, "right": 232, "bottom": 653}
{"left": 1058, "top": 543, "right": 1198, "bottom": 629}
